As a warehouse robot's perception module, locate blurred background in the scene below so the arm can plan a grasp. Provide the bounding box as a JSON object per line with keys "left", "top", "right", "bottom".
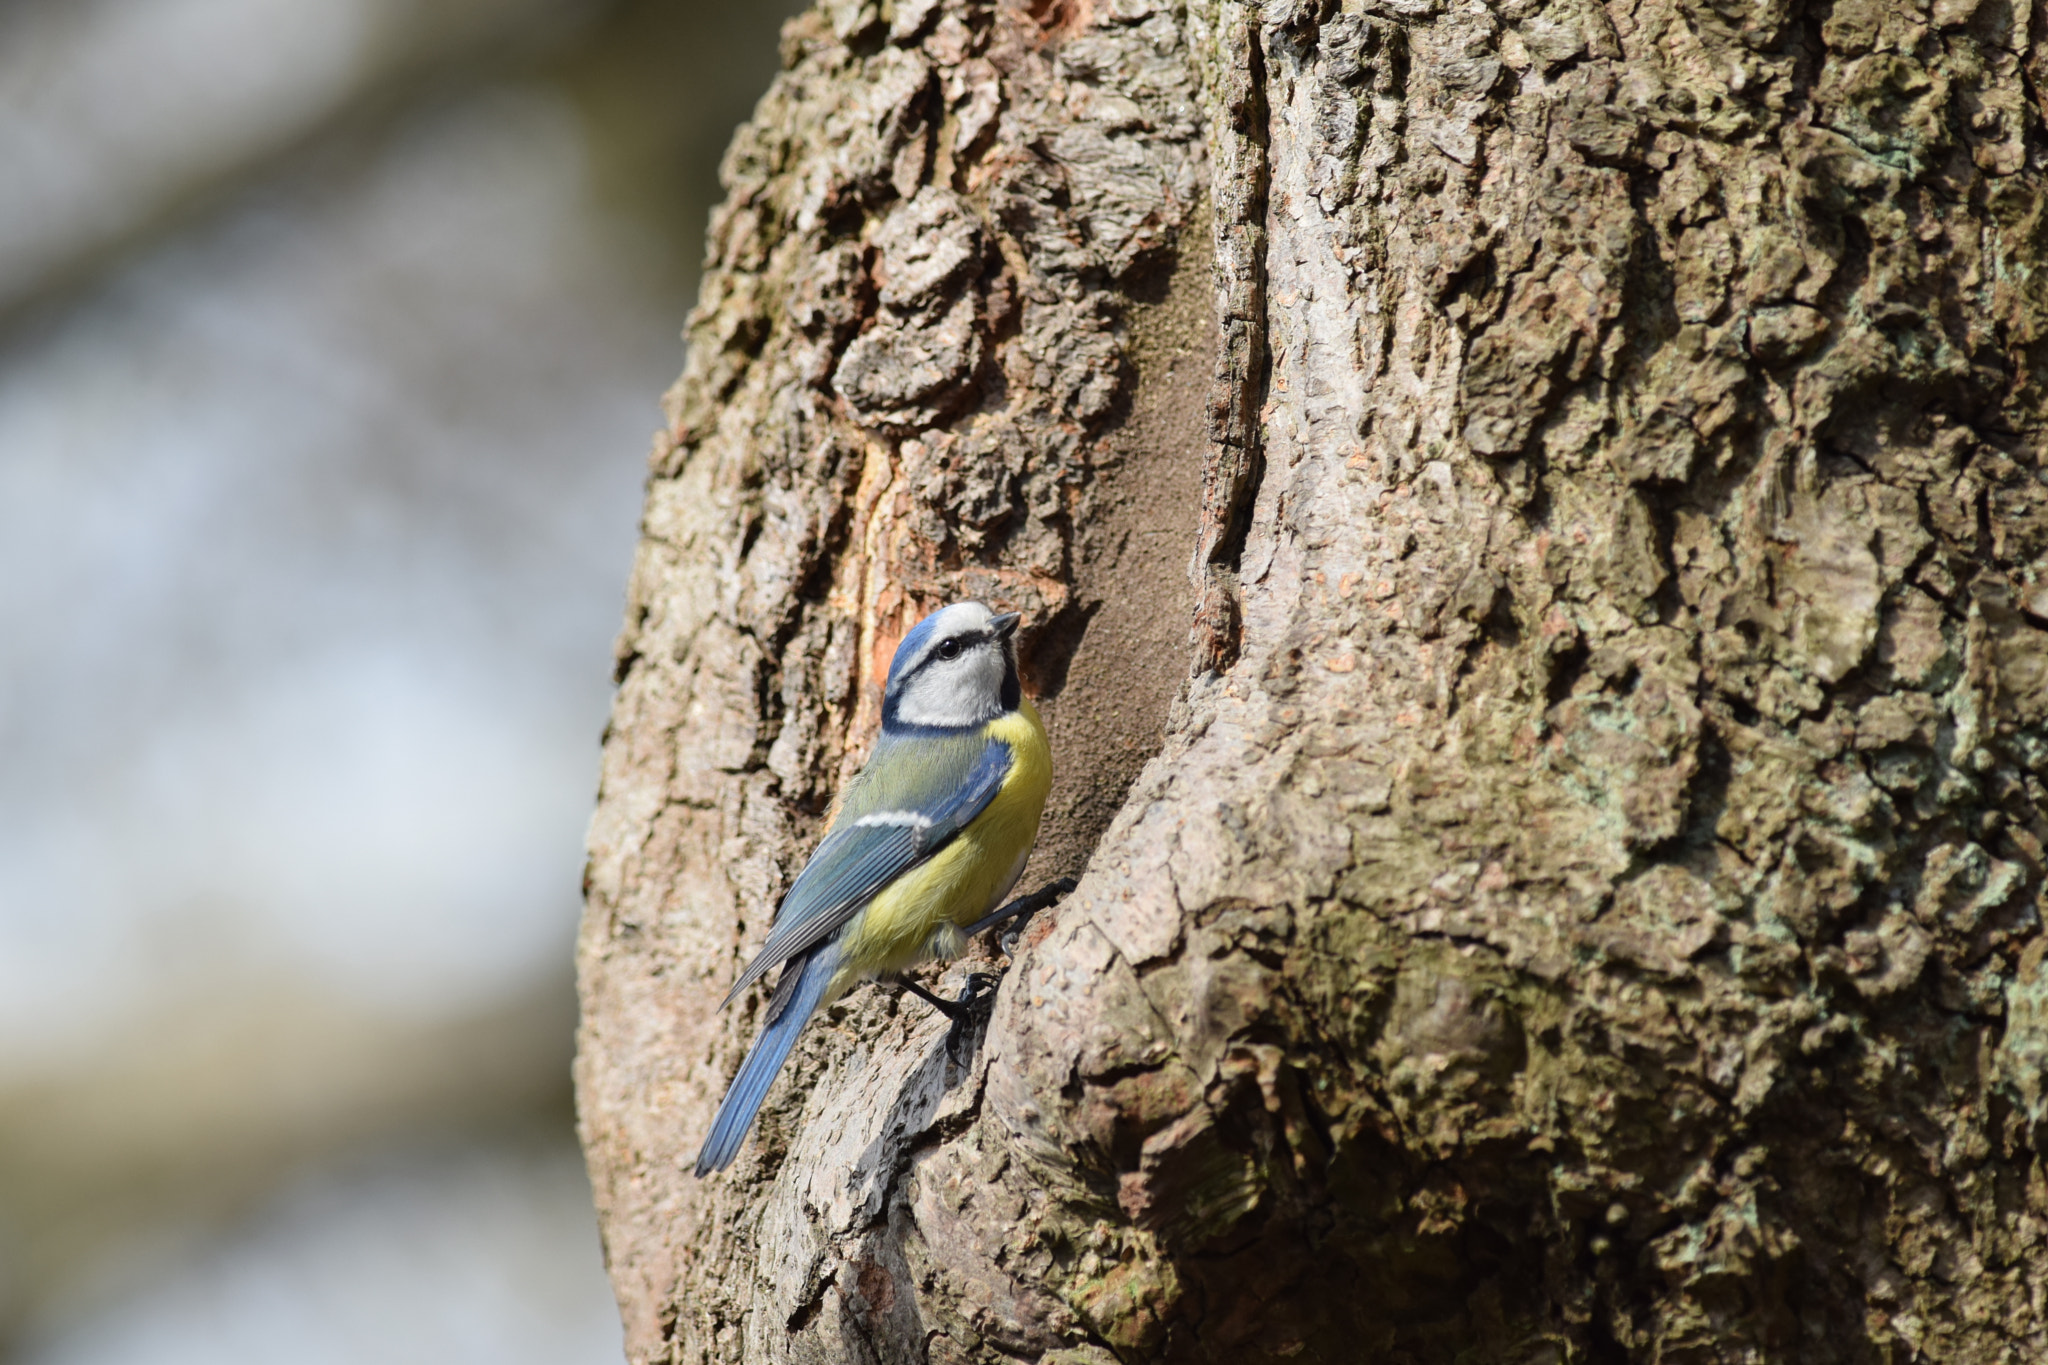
{"left": 0, "top": 0, "right": 801, "bottom": 1358}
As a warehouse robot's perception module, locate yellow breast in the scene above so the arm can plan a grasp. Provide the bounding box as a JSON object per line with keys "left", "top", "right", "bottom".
{"left": 829, "top": 699, "right": 1051, "bottom": 996}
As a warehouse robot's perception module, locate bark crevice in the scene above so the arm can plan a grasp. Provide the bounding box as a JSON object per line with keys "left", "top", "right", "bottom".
{"left": 1193, "top": 0, "right": 1273, "bottom": 676}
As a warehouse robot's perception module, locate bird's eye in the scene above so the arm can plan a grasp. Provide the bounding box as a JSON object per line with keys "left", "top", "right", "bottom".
{"left": 936, "top": 637, "right": 963, "bottom": 661}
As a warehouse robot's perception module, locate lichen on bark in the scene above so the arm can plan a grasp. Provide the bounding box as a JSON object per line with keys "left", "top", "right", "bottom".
{"left": 579, "top": 0, "right": 2048, "bottom": 1361}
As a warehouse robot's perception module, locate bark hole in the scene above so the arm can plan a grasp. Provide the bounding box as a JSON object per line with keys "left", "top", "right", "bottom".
{"left": 1030, "top": 221, "right": 1214, "bottom": 882}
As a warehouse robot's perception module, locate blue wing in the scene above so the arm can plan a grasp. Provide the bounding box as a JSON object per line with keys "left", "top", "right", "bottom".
{"left": 720, "top": 733, "right": 1012, "bottom": 1007}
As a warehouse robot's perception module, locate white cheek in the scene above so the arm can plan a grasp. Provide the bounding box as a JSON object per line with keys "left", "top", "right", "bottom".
{"left": 895, "top": 678, "right": 963, "bottom": 728}
{"left": 896, "top": 662, "right": 1000, "bottom": 728}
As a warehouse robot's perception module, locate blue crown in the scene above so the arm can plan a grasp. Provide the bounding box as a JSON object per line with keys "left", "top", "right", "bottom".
{"left": 886, "top": 611, "right": 944, "bottom": 691}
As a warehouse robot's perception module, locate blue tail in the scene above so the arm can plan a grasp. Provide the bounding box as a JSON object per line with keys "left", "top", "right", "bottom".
{"left": 693, "top": 944, "right": 839, "bottom": 1176}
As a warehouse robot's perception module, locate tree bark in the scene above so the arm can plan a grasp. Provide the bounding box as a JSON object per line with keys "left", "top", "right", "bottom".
{"left": 576, "top": 0, "right": 2048, "bottom": 1361}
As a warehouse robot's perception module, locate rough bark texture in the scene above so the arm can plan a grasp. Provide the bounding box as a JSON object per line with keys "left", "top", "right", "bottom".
{"left": 577, "top": 0, "right": 2048, "bottom": 1361}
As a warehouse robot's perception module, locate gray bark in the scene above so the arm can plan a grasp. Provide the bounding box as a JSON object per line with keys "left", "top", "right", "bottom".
{"left": 577, "top": 0, "right": 2048, "bottom": 1361}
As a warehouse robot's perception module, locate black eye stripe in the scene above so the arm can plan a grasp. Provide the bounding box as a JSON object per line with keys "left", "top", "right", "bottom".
{"left": 897, "top": 628, "right": 992, "bottom": 686}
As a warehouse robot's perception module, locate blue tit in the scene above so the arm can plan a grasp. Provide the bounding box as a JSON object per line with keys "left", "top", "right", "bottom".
{"left": 693, "top": 600, "right": 1053, "bottom": 1175}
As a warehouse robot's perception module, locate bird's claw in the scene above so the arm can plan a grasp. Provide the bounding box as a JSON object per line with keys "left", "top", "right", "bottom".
{"left": 997, "top": 918, "right": 1033, "bottom": 958}
{"left": 942, "top": 972, "right": 999, "bottom": 1064}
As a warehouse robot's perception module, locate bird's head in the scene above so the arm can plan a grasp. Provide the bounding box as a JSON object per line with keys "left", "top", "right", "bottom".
{"left": 882, "top": 601, "right": 1022, "bottom": 732}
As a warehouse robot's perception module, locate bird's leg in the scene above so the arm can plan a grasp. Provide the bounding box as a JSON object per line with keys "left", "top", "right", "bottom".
{"left": 896, "top": 973, "right": 979, "bottom": 1020}
{"left": 963, "top": 875, "right": 1077, "bottom": 953}
{"left": 897, "top": 971, "right": 1001, "bottom": 1063}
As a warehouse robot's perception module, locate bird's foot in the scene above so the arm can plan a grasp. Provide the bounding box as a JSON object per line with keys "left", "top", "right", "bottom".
{"left": 897, "top": 971, "right": 1000, "bottom": 1064}
{"left": 963, "top": 876, "right": 1077, "bottom": 955}
{"left": 942, "top": 972, "right": 999, "bottom": 1063}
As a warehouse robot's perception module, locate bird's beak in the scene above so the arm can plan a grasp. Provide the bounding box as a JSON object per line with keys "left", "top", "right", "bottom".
{"left": 990, "top": 611, "right": 1022, "bottom": 641}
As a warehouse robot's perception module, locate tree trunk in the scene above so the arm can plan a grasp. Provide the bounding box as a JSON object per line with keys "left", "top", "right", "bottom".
{"left": 576, "top": 0, "right": 2048, "bottom": 1360}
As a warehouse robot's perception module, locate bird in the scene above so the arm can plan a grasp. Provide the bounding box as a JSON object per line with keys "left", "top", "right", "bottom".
{"left": 693, "top": 600, "right": 1057, "bottom": 1176}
